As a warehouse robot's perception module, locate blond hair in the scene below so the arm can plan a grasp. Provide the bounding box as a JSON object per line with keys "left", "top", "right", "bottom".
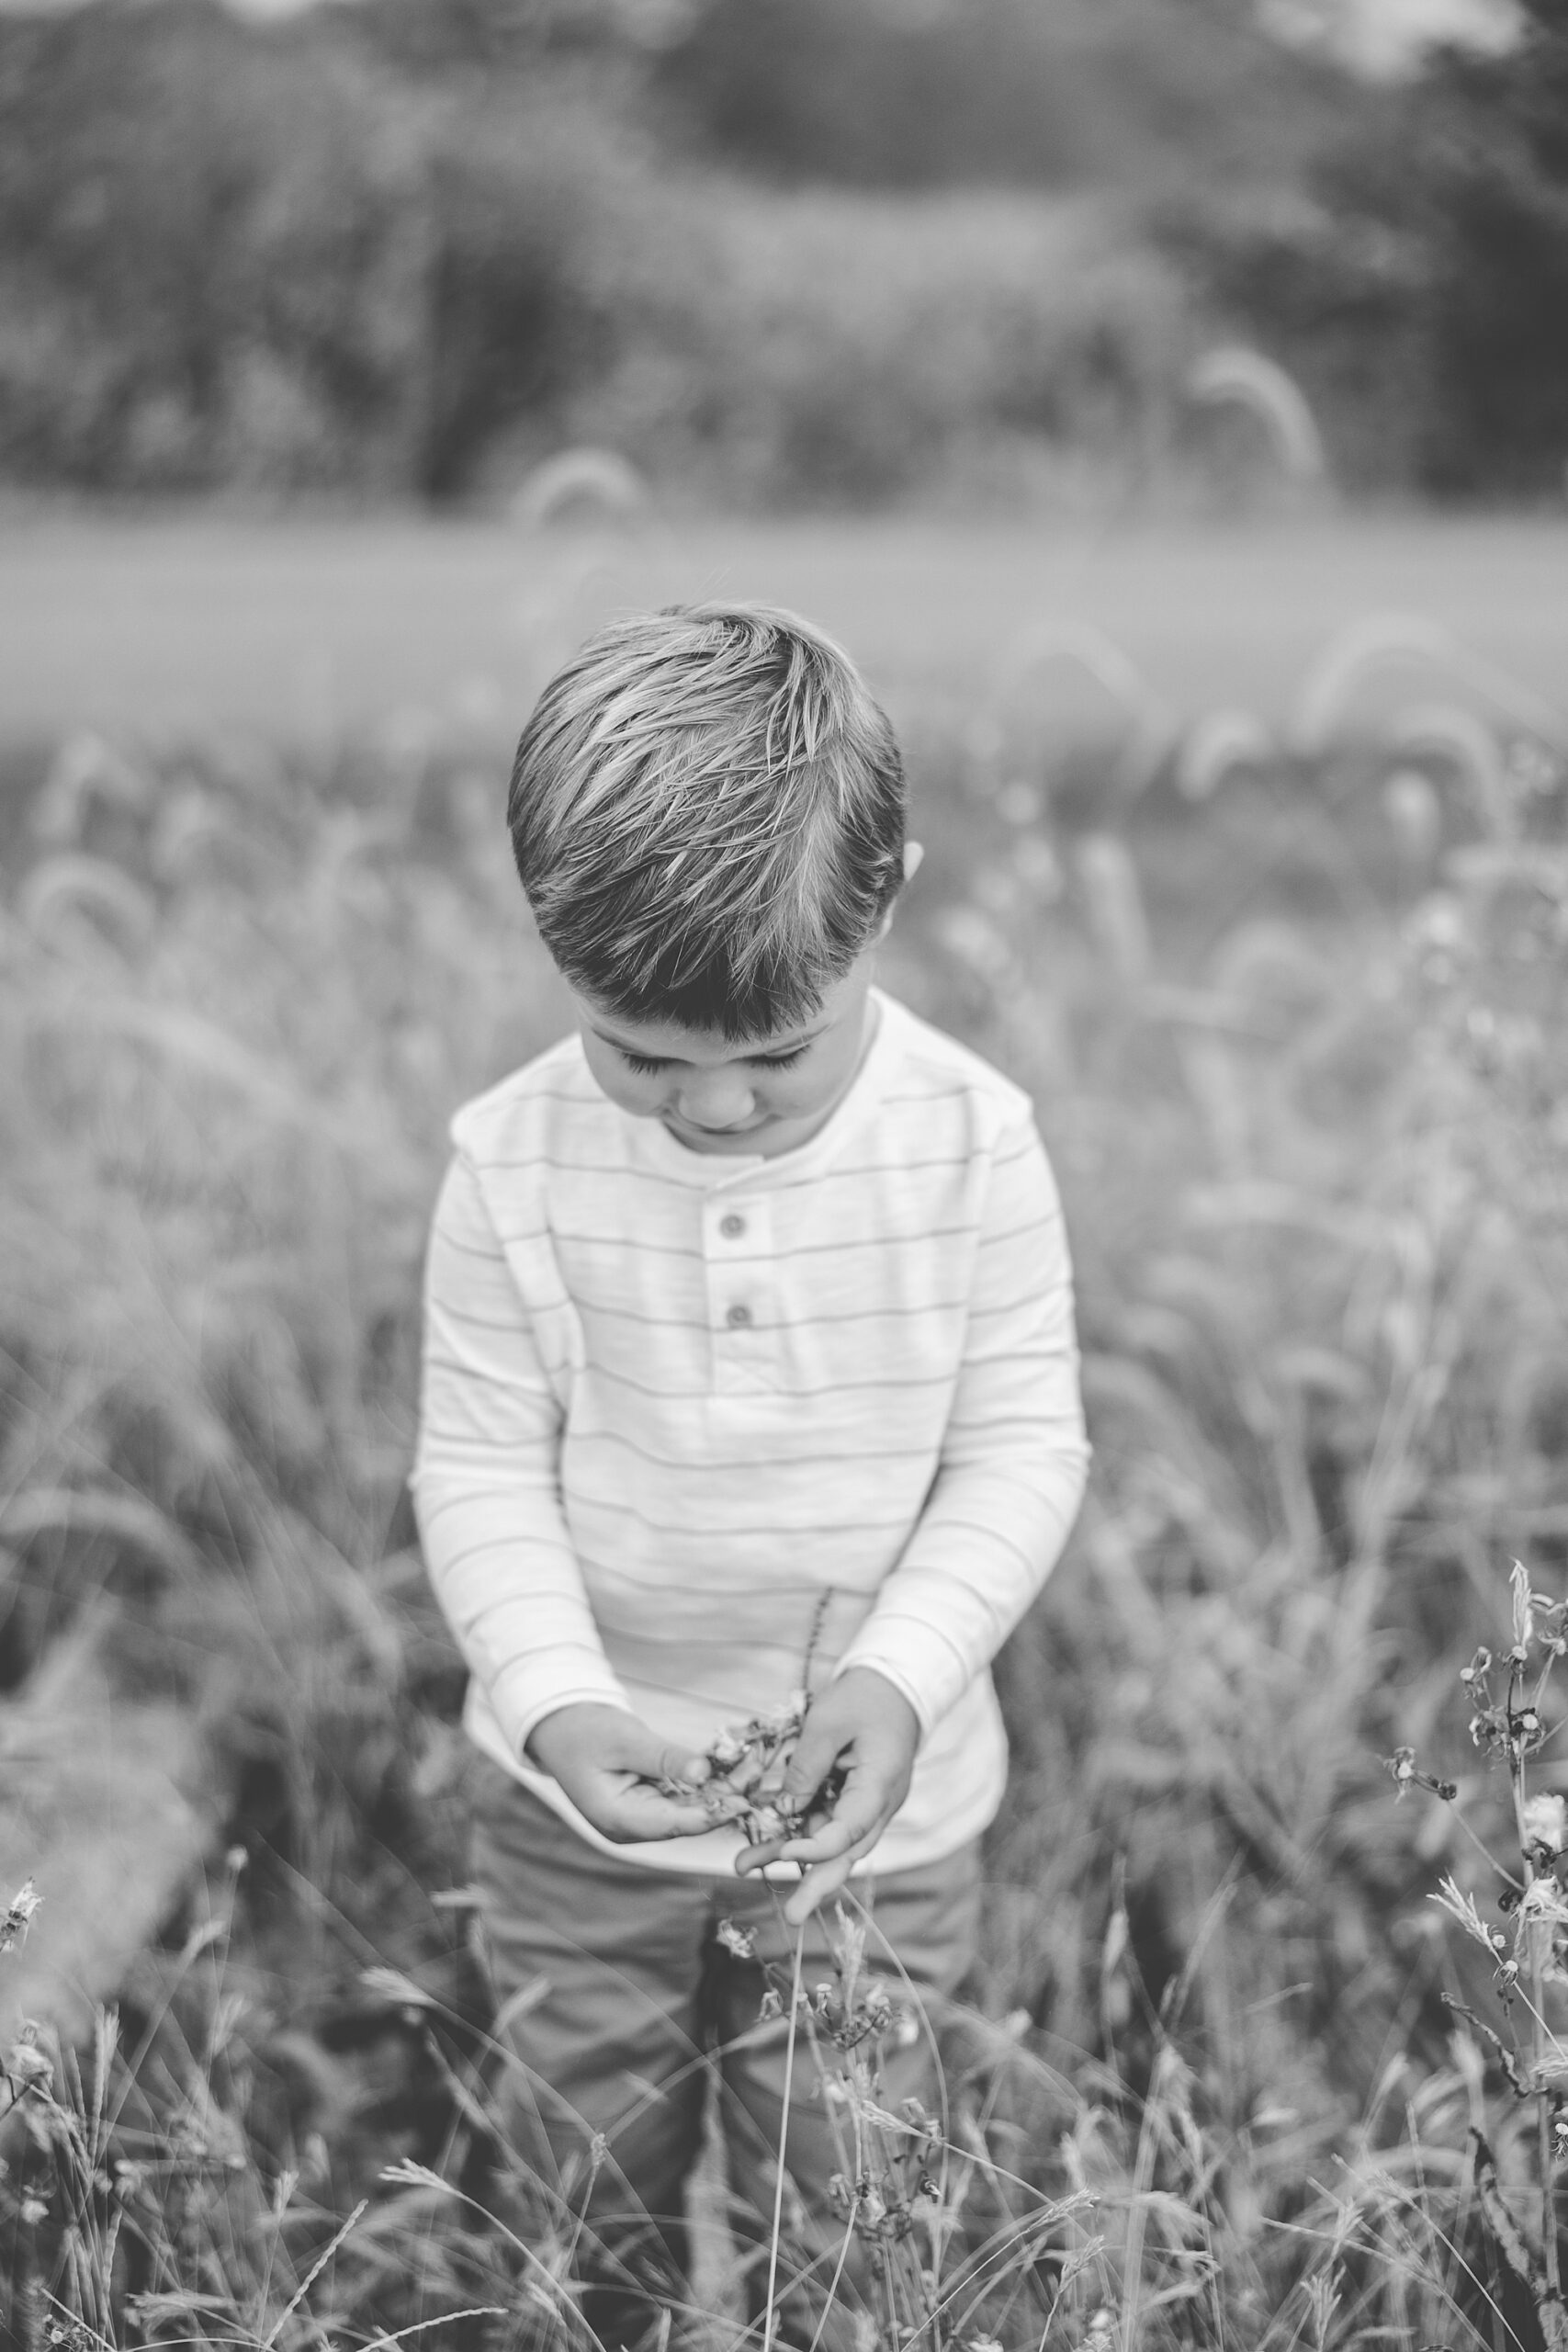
{"left": 507, "top": 603, "right": 906, "bottom": 1037}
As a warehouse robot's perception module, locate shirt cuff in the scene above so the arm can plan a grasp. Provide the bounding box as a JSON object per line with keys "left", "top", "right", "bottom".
{"left": 489, "top": 1653, "right": 636, "bottom": 1761}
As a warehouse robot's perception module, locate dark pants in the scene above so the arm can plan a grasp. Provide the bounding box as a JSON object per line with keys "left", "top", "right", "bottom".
{"left": 468, "top": 1757, "right": 981, "bottom": 2347}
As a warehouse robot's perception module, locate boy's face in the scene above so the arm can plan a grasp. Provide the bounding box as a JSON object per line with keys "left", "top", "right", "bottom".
{"left": 571, "top": 945, "right": 884, "bottom": 1159}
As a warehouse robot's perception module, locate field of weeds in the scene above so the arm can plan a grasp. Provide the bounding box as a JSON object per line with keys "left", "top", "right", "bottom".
{"left": 3, "top": 577, "right": 1568, "bottom": 2350}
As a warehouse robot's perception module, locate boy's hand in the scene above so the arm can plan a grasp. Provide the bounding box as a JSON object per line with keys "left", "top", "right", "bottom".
{"left": 525, "top": 1703, "right": 715, "bottom": 1843}
{"left": 735, "top": 1668, "right": 920, "bottom": 1924}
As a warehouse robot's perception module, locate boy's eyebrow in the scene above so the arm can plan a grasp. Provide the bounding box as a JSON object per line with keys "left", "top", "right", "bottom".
{"left": 591, "top": 1023, "right": 829, "bottom": 1059}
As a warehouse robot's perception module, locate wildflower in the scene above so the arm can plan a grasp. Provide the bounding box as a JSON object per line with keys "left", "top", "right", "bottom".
{"left": 1385, "top": 1747, "right": 1458, "bottom": 1802}
{"left": 715, "top": 1917, "right": 757, "bottom": 1960}
{"left": 0, "top": 1880, "right": 42, "bottom": 1956}
{"left": 1519, "top": 1878, "right": 1568, "bottom": 1926}
{"left": 1512, "top": 1558, "right": 1535, "bottom": 1651}
{"left": 1523, "top": 1792, "right": 1568, "bottom": 1855}
{"left": 5, "top": 2038, "right": 53, "bottom": 2090}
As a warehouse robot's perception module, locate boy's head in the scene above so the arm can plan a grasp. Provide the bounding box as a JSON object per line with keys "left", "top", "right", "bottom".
{"left": 507, "top": 602, "right": 907, "bottom": 1045}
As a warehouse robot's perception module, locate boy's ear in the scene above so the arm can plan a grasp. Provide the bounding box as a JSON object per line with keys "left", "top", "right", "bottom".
{"left": 872, "top": 842, "right": 923, "bottom": 944}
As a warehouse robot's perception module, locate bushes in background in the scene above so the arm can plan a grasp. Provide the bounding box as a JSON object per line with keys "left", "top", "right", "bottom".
{"left": 0, "top": 6, "right": 637, "bottom": 495}
{"left": 1172, "top": 0, "right": 1568, "bottom": 498}
{"left": 0, "top": 0, "right": 1191, "bottom": 505}
{"left": 1, "top": 0, "right": 1563, "bottom": 503}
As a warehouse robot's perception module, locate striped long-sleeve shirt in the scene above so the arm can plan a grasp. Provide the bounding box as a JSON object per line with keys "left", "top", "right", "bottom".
{"left": 411, "top": 988, "right": 1089, "bottom": 1876}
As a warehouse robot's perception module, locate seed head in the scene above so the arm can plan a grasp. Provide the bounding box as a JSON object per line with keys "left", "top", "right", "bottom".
{"left": 0, "top": 1881, "right": 42, "bottom": 1956}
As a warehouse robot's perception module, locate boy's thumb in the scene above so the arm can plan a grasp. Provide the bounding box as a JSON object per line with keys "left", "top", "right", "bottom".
{"left": 653, "top": 1738, "right": 712, "bottom": 1789}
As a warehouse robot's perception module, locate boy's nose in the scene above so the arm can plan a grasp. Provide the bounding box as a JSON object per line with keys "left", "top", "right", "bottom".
{"left": 675, "top": 1071, "right": 755, "bottom": 1130}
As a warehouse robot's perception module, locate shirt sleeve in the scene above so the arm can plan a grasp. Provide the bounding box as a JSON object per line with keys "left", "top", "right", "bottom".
{"left": 833, "top": 1111, "right": 1089, "bottom": 1734}
{"left": 409, "top": 1148, "right": 632, "bottom": 1757}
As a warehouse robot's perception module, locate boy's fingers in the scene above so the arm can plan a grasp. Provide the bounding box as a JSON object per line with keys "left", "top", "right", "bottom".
{"left": 784, "top": 1838, "right": 877, "bottom": 1923}
{"left": 610, "top": 1724, "right": 710, "bottom": 1789}
{"left": 776, "top": 1712, "right": 849, "bottom": 1804}
{"left": 781, "top": 1815, "right": 863, "bottom": 1865}
{"left": 601, "top": 1785, "right": 714, "bottom": 1840}
{"left": 734, "top": 1791, "right": 883, "bottom": 1877}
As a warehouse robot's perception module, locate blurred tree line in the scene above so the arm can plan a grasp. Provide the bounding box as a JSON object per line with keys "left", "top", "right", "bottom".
{"left": 0, "top": 0, "right": 1562, "bottom": 503}
{"left": 1179, "top": 0, "right": 1568, "bottom": 494}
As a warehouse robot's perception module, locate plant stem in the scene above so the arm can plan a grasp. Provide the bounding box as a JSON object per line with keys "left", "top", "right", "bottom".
{"left": 762, "top": 1923, "right": 807, "bottom": 2352}
{"left": 1512, "top": 1725, "right": 1562, "bottom": 2306}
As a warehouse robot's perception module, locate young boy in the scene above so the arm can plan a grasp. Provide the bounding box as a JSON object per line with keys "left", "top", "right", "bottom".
{"left": 411, "top": 603, "right": 1089, "bottom": 2344}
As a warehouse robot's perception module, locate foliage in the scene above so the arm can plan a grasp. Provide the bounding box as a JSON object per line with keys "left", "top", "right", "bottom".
{"left": 0, "top": 0, "right": 1444, "bottom": 510}
{"left": 0, "top": 6, "right": 643, "bottom": 497}
{"left": 1175, "top": 0, "right": 1568, "bottom": 496}
{"left": 3, "top": 0, "right": 1561, "bottom": 502}
{"left": 649, "top": 0, "right": 1357, "bottom": 198}
{"left": 1392, "top": 1564, "right": 1568, "bottom": 2347}
{"left": 591, "top": 185, "right": 1190, "bottom": 508}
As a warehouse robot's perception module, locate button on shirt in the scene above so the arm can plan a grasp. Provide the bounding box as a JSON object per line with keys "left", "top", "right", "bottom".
{"left": 412, "top": 989, "right": 1089, "bottom": 1875}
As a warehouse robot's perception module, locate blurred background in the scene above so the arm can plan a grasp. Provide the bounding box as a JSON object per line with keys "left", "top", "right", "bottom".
{"left": 0, "top": 0, "right": 1564, "bottom": 743}
{"left": 5, "top": 7, "right": 1568, "bottom": 2346}
{"left": 0, "top": 0, "right": 1558, "bottom": 511}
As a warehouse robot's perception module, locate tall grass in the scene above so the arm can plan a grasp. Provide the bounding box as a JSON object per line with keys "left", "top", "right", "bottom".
{"left": 1, "top": 628, "right": 1566, "bottom": 2343}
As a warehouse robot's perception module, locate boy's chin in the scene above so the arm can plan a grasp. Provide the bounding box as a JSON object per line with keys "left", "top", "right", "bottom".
{"left": 660, "top": 1112, "right": 777, "bottom": 1154}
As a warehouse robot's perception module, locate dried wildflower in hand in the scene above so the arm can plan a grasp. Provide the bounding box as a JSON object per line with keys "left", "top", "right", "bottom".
{"left": 691, "top": 1697, "right": 846, "bottom": 1845}
{"left": 715, "top": 1917, "right": 757, "bottom": 1960}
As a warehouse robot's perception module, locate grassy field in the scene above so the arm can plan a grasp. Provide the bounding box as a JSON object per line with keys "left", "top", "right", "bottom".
{"left": 3, "top": 513, "right": 1568, "bottom": 2347}
{"left": 1, "top": 510, "right": 1565, "bottom": 752}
